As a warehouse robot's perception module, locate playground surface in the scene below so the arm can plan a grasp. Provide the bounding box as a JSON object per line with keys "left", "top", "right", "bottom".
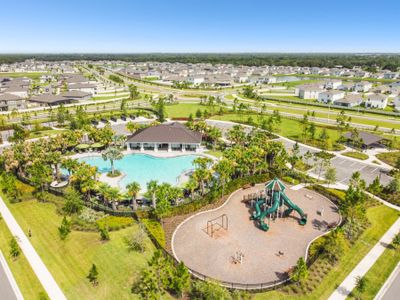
{"left": 172, "top": 183, "right": 341, "bottom": 286}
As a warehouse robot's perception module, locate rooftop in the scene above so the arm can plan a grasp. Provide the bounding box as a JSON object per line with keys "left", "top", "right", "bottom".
{"left": 127, "top": 122, "right": 202, "bottom": 144}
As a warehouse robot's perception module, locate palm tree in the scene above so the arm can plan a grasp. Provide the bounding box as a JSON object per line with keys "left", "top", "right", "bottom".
{"left": 213, "top": 159, "right": 234, "bottom": 195}
{"left": 207, "top": 127, "right": 222, "bottom": 150}
{"left": 61, "top": 158, "right": 79, "bottom": 176}
{"left": 147, "top": 180, "right": 158, "bottom": 208}
{"left": 126, "top": 121, "right": 140, "bottom": 134}
{"left": 185, "top": 178, "right": 198, "bottom": 201}
{"left": 46, "top": 151, "right": 62, "bottom": 182}
{"left": 102, "top": 146, "right": 123, "bottom": 175}
{"left": 126, "top": 181, "right": 141, "bottom": 211}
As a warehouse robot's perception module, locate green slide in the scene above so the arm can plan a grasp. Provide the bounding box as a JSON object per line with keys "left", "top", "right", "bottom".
{"left": 281, "top": 192, "right": 307, "bottom": 225}
{"left": 251, "top": 199, "right": 264, "bottom": 219}
{"left": 252, "top": 192, "right": 280, "bottom": 231}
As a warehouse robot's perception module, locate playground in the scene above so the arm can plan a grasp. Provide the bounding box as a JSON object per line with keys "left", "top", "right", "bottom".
{"left": 172, "top": 180, "right": 341, "bottom": 286}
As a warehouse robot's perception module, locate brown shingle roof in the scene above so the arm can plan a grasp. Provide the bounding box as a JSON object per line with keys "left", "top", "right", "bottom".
{"left": 127, "top": 122, "right": 202, "bottom": 144}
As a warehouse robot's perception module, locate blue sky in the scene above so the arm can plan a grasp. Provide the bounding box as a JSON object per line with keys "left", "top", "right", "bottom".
{"left": 1, "top": 0, "right": 399, "bottom": 53}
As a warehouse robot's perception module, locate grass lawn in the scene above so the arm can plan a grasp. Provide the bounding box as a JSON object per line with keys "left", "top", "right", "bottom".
{"left": 272, "top": 79, "right": 320, "bottom": 88}
{"left": 3, "top": 197, "right": 156, "bottom": 300}
{"left": 0, "top": 217, "right": 47, "bottom": 300}
{"left": 166, "top": 103, "right": 220, "bottom": 118}
{"left": 204, "top": 149, "right": 224, "bottom": 158}
{"left": 0, "top": 72, "right": 49, "bottom": 80}
{"left": 29, "top": 129, "right": 67, "bottom": 139}
{"left": 376, "top": 151, "right": 400, "bottom": 167}
{"left": 342, "top": 151, "right": 369, "bottom": 160}
{"left": 349, "top": 246, "right": 400, "bottom": 299}
{"left": 210, "top": 113, "right": 342, "bottom": 148}
{"left": 254, "top": 204, "right": 400, "bottom": 299}
{"left": 91, "top": 94, "right": 129, "bottom": 100}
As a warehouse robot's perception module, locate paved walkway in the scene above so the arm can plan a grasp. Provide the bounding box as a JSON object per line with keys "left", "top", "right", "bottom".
{"left": 0, "top": 196, "right": 66, "bottom": 300}
{"left": 328, "top": 217, "right": 400, "bottom": 300}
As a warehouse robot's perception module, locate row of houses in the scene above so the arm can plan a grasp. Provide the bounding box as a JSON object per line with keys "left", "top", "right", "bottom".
{"left": 0, "top": 73, "right": 99, "bottom": 111}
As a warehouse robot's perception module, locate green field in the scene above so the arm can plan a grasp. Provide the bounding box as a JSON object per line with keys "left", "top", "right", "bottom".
{"left": 165, "top": 103, "right": 220, "bottom": 118}
{"left": 0, "top": 216, "right": 47, "bottom": 300}
{"left": 211, "top": 113, "right": 342, "bottom": 142}
{"left": 3, "top": 196, "right": 156, "bottom": 300}
{"left": 271, "top": 79, "right": 320, "bottom": 88}
{"left": 29, "top": 129, "right": 68, "bottom": 139}
{"left": 0, "top": 72, "right": 49, "bottom": 80}
{"left": 254, "top": 205, "right": 399, "bottom": 300}
{"left": 91, "top": 94, "right": 129, "bottom": 100}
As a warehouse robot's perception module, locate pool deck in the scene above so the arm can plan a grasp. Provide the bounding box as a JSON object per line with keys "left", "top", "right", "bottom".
{"left": 172, "top": 183, "right": 341, "bottom": 286}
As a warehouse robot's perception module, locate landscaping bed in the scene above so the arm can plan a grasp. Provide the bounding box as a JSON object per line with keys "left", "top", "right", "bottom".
{"left": 376, "top": 151, "right": 400, "bottom": 167}
{"left": 342, "top": 151, "right": 369, "bottom": 161}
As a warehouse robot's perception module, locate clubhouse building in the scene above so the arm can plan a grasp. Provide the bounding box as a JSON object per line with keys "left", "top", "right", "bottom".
{"left": 126, "top": 122, "right": 202, "bottom": 152}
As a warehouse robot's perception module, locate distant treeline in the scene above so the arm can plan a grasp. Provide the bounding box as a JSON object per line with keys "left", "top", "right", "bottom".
{"left": 1, "top": 53, "right": 400, "bottom": 71}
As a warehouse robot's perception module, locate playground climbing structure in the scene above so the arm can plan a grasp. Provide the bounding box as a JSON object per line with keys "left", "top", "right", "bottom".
{"left": 248, "top": 178, "right": 307, "bottom": 231}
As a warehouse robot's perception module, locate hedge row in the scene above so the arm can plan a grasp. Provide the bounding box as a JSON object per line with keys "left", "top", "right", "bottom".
{"left": 158, "top": 173, "right": 271, "bottom": 219}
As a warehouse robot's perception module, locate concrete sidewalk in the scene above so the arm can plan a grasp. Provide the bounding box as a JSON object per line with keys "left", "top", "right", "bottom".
{"left": 0, "top": 196, "right": 66, "bottom": 300}
{"left": 328, "top": 217, "right": 400, "bottom": 300}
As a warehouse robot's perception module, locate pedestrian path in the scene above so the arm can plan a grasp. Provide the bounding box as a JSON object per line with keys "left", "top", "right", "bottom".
{"left": 0, "top": 196, "right": 66, "bottom": 300}
{"left": 328, "top": 217, "right": 400, "bottom": 300}
{"left": 290, "top": 183, "right": 305, "bottom": 190}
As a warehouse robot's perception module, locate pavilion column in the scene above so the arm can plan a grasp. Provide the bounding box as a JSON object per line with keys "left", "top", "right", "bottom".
{"left": 168, "top": 143, "right": 172, "bottom": 152}
{"left": 182, "top": 144, "right": 186, "bottom": 152}
{"left": 140, "top": 143, "right": 144, "bottom": 151}
{"left": 154, "top": 143, "right": 158, "bottom": 152}
{"left": 126, "top": 143, "right": 130, "bottom": 151}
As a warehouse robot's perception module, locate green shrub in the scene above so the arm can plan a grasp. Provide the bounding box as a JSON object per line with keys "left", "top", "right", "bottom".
{"left": 142, "top": 219, "right": 166, "bottom": 247}
{"left": 158, "top": 173, "right": 270, "bottom": 218}
{"left": 96, "top": 215, "right": 134, "bottom": 231}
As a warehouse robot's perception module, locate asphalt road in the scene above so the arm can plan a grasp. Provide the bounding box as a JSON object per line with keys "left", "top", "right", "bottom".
{"left": 382, "top": 268, "right": 400, "bottom": 300}
{"left": 0, "top": 260, "right": 18, "bottom": 300}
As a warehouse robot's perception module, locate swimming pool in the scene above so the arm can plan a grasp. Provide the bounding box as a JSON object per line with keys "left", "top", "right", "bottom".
{"left": 77, "top": 154, "right": 198, "bottom": 191}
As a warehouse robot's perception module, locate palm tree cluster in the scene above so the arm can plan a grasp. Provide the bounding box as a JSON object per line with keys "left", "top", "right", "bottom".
{"left": 184, "top": 124, "right": 289, "bottom": 202}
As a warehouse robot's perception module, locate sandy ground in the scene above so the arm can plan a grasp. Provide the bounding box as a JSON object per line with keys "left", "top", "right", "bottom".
{"left": 172, "top": 184, "right": 340, "bottom": 285}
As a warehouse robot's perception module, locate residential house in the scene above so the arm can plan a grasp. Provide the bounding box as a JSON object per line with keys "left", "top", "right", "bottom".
{"left": 67, "top": 83, "right": 97, "bottom": 95}
{"left": 365, "top": 93, "right": 388, "bottom": 109}
{"left": 338, "top": 82, "right": 354, "bottom": 91}
{"left": 324, "top": 79, "right": 342, "bottom": 89}
{"left": 354, "top": 81, "right": 372, "bottom": 92}
{"left": 392, "top": 95, "right": 400, "bottom": 111}
{"left": 334, "top": 94, "right": 363, "bottom": 108}
{"left": 384, "top": 72, "right": 399, "bottom": 80}
{"left": 318, "top": 91, "right": 345, "bottom": 104}
{"left": 0, "top": 93, "right": 25, "bottom": 111}
{"left": 295, "top": 84, "right": 324, "bottom": 99}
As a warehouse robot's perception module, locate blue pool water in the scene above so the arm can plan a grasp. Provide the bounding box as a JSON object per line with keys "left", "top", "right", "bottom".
{"left": 77, "top": 154, "right": 198, "bottom": 191}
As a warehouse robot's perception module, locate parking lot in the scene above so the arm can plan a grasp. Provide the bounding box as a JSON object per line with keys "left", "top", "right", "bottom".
{"left": 329, "top": 157, "right": 392, "bottom": 186}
